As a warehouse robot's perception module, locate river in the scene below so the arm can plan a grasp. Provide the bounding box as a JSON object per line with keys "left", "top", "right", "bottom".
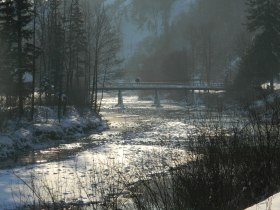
{"left": 0, "top": 93, "right": 234, "bottom": 209}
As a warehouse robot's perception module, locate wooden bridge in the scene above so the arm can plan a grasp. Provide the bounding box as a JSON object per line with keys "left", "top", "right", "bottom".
{"left": 97, "top": 81, "right": 225, "bottom": 107}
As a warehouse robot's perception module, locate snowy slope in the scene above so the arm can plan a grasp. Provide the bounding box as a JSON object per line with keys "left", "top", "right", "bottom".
{"left": 245, "top": 193, "right": 280, "bottom": 210}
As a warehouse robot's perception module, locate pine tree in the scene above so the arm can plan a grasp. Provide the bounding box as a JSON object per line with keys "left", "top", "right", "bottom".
{"left": 0, "top": 0, "right": 34, "bottom": 117}
{"left": 246, "top": 0, "right": 280, "bottom": 89}
{"left": 0, "top": 0, "right": 17, "bottom": 105}
{"left": 47, "top": 0, "right": 65, "bottom": 120}
{"left": 66, "top": 0, "right": 86, "bottom": 107}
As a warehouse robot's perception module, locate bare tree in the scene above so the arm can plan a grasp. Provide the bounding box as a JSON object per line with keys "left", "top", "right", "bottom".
{"left": 87, "top": 3, "right": 120, "bottom": 113}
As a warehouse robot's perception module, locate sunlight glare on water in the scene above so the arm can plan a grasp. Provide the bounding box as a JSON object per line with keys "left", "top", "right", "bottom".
{"left": 0, "top": 93, "right": 195, "bottom": 208}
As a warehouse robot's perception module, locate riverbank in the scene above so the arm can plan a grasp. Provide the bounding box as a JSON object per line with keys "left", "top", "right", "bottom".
{"left": 0, "top": 96, "right": 200, "bottom": 208}
{"left": 0, "top": 106, "right": 108, "bottom": 160}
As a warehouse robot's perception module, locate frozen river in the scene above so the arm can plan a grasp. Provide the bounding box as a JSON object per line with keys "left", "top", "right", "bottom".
{"left": 0, "top": 94, "right": 233, "bottom": 209}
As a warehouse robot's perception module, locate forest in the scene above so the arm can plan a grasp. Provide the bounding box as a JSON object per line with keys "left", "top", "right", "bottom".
{"left": 0, "top": 0, "right": 120, "bottom": 122}
{"left": 1, "top": 0, "right": 280, "bottom": 120}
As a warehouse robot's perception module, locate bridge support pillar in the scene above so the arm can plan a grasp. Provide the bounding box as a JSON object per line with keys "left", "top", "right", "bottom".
{"left": 192, "top": 90, "right": 196, "bottom": 105}
{"left": 116, "top": 90, "right": 124, "bottom": 107}
{"left": 153, "top": 89, "right": 161, "bottom": 107}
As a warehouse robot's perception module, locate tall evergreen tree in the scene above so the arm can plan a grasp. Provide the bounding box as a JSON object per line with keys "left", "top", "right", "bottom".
{"left": 0, "top": 0, "right": 34, "bottom": 117}
{"left": 66, "top": 0, "right": 86, "bottom": 107}
{"left": 47, "top": 0, "right": 64, "bottom": 120}
{"left": 0, "top": 0, "right": 16, "bottom": 103}
{"left": 245, "top": 0, "right": 280, "bottom": 89}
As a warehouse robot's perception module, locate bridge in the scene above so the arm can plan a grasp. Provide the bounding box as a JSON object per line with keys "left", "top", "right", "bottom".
{"left": 98, "top": 82, "right": 225, "bottom": 91}
{"left": 97, "top": 81, "right": 225, "bottom": 107}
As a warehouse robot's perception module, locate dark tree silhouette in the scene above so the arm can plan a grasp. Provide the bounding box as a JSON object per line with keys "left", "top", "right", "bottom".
{"left": 0, "top": 0, "right": 34, "bottom": 118}
{"left": 245, "top": 0, "right": 280, "bottom": 90}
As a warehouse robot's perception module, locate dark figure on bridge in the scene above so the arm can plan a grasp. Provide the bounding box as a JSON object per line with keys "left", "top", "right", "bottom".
{"left": 135, "top": 78, "right": 140, "bottom": 84}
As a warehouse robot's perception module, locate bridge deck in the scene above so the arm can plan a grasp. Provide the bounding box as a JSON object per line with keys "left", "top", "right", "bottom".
{"left": 97, "top": 82, "right": 225, "bottom": 91}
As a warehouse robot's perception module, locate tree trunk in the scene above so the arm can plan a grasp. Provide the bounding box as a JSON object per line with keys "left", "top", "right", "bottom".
{"left": 16, "top": 1, "right": 24, "bottom": 119}
{"left": 270, "top": 79, "right": 274, "bottom": 91}
{"left": 31, "top": 2, "right": 37, "bottom": 121}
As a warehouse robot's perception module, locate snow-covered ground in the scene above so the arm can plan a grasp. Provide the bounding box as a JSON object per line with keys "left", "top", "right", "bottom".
{"left": 245, "top": 193, "right": 280, "bottom": 210}
{"left": 0, "top": 106, "right": 106, "bottom": 159}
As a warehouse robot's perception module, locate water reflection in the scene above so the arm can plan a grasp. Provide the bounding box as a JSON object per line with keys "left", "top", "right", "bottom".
{"left": 0, "top": 94, "right": 195, "bottom": 207}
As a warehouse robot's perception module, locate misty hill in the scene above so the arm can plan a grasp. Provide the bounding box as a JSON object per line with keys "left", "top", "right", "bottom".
{"left": 113, "top": 0, "right": 248, "bottom": 84}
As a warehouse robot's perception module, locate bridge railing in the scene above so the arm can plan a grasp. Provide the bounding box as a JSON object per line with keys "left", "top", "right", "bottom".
{"left": 99, "top": 81, "right": 225, "bottom": 89}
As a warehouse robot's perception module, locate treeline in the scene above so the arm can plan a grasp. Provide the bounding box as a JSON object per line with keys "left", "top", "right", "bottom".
{"left": 0, "top": 0, "right": 120, "bottom": 121}
{"left": 231, "top": 0, "right": 280, "bottom": 101}
{"left": 125, "top": 0, "right": 247, "bottom": 83}
{"left": 124, "top": 0, "right": 280, "bottom": 102}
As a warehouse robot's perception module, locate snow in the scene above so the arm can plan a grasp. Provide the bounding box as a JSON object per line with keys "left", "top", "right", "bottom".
{"left": 262, "top": 82, "right": 280, "bottom": 90}
{"left": 32, "top": 123, "right": 64, "bottom": 140}
{"left": 0, "top": 106, "right": 105, "bottom": 159}
{"left": 0, "top": 136, "right": 13, "bottom": 146}
{"left": 0, "top": 135, "right": 14, "bottom": 159}
{"left": 22, "top": 72, "right": 33, "bottom": 83}
{"left": 245, "top": 193, "right": 280, "bottom": 210}
{"left": 13, "top": 129, "right": 33, "bottom": 148}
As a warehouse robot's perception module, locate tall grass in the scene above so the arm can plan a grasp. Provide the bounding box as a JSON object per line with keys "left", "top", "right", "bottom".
{"left": 129, "top": 98, "right": 280, "bottom": 210}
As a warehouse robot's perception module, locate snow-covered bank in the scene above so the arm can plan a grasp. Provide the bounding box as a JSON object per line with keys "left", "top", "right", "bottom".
{"left": 245, "top": 193, "right": 280, "bottom": 210}
{"left": 0, "top": 106, "right": 108, "bottom": 159}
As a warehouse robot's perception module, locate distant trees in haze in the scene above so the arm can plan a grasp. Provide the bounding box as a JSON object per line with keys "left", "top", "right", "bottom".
{"left": 184, "top": 0, "right": 246, "bottom": 83}
{"left": 0, "top": 0, "right": 120, "bottom": 121}
{"left": 125, "top": 0, "right": 247, "bottom": 84}
{"left": 134, "top": 48, "right": 191, "bottom": 82}
{"left": 130, "top": 0, "right": 173, "bottom": 36}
